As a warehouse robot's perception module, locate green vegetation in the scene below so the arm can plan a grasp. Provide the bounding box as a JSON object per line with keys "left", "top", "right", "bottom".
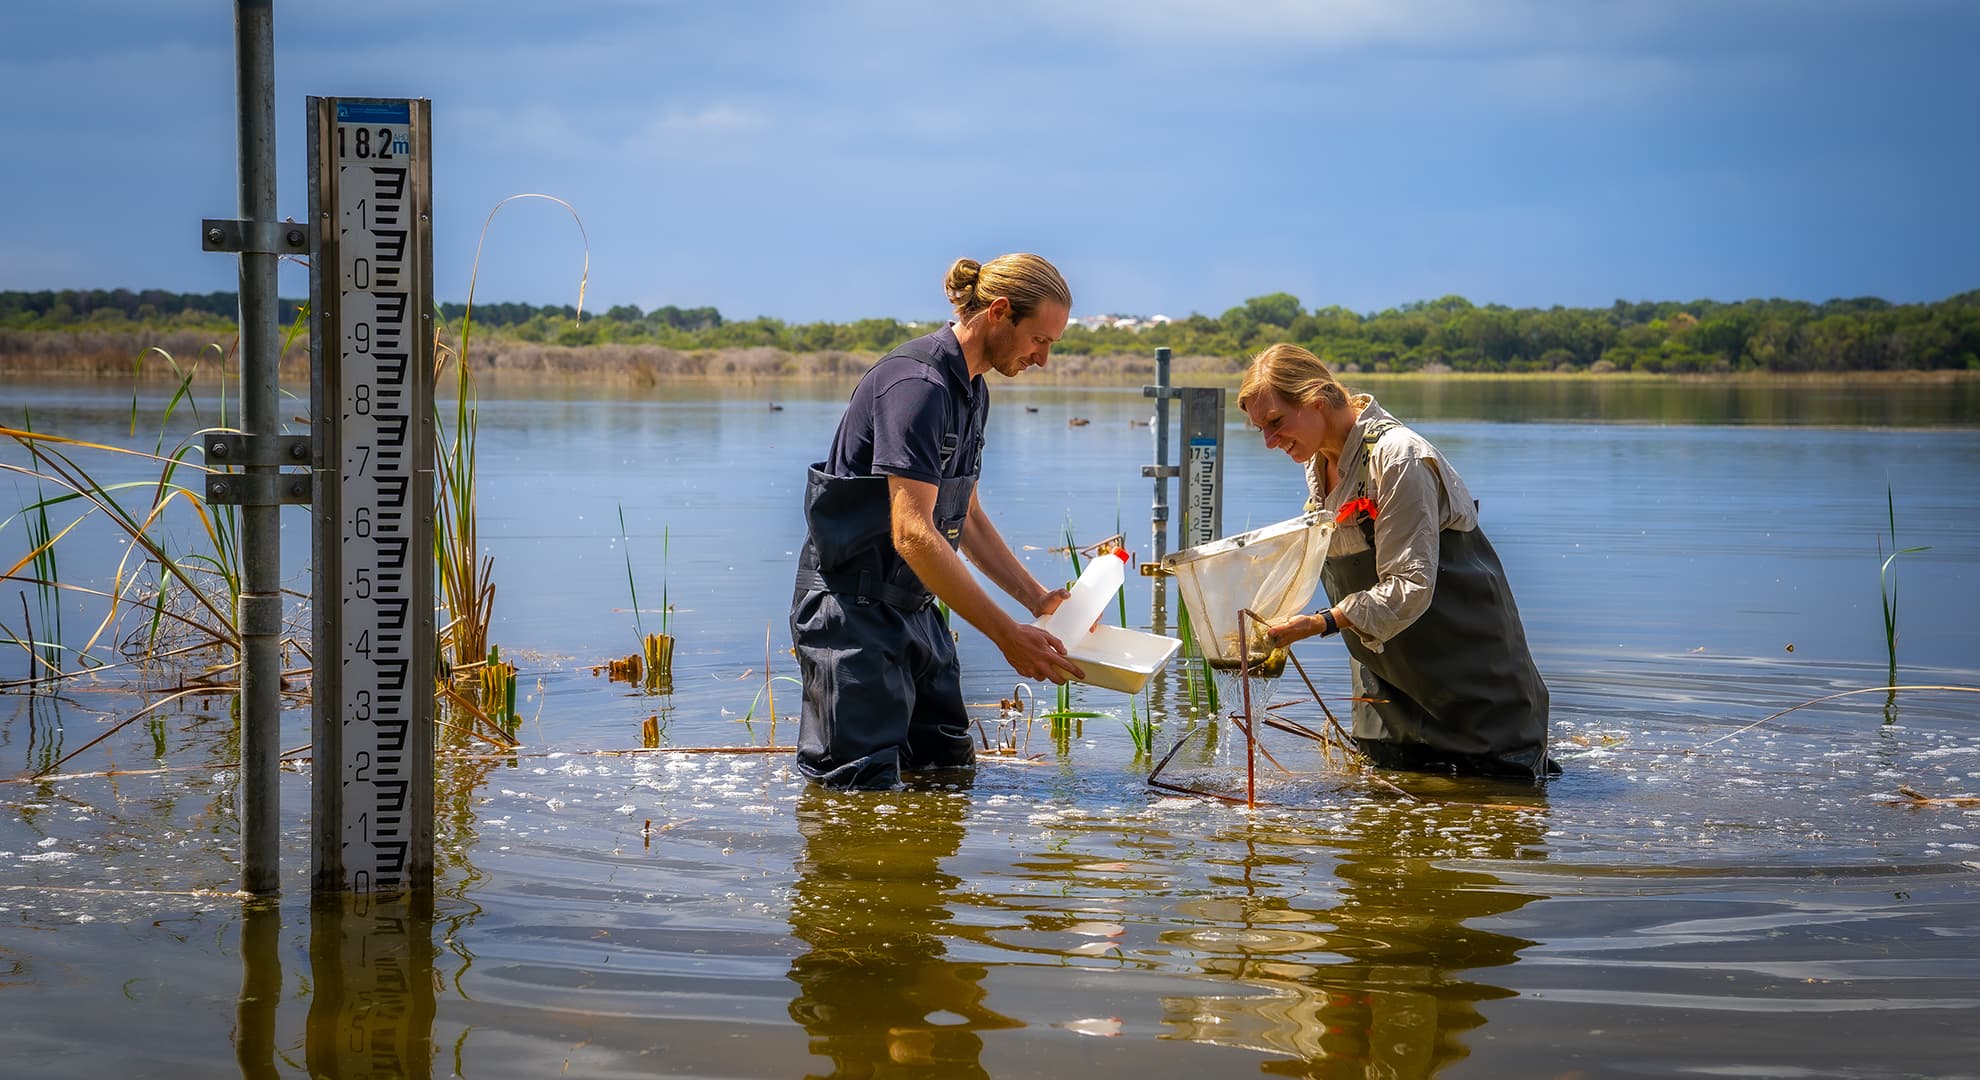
{"left": 1878, "top": 484, "right": 1929, "bottom": 689}
{"left": 7, "top": 287, "right": 1979, "bottom": 373}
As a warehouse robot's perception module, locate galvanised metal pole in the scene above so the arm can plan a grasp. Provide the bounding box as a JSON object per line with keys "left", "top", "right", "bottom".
{"left": 1151, "top": 346, "right": 1172, "bottom": 563}
{"left": 235, "top": 0, "right": 282, "bottom": 896}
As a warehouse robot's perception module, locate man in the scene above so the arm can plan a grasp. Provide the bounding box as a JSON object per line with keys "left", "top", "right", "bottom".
{"left": 791, "top": 253, "right": 1085, "bottom": 790}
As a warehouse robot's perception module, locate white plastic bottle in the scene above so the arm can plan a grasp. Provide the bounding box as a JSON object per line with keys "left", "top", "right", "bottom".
{"left": 1038, "top": 548, "right": 1129, "bottom": 645}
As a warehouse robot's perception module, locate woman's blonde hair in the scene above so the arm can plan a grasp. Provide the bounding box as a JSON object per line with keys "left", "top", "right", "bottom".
{"left": 1238, "top": 343, "right": 1350, "bottom": 412}
{"left": 945, "top": 253, "right": 1071, "bottom": 322}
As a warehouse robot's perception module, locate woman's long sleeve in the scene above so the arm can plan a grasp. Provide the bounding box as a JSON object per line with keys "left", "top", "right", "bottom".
{"left": 1335, "top": 451, "right": 1447, "bottom": 651}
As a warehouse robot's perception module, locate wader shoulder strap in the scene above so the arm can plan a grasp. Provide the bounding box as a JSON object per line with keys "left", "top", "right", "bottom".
{"left": 1351, "top": 418, "right": 1401, "bottom": 547}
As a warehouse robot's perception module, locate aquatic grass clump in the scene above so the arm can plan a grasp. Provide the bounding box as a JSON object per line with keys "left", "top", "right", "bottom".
{"left": 1122, "top": 694, "right": 1154, "bottom": 757}
{"left": 617, "top": 506, "right": 674, "bottom": 693}
{"left": 2, "top": 350, "right": 250, "bottom": 685}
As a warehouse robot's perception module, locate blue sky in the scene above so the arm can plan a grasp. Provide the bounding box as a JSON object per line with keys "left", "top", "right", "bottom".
{"left": 3, "top": 1, "right": 1975, "bottom": 323}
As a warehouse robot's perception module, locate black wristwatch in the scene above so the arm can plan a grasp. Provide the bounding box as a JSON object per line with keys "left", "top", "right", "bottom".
{"left": 1318, "top": 608, "right": 1339, "bottom": 636}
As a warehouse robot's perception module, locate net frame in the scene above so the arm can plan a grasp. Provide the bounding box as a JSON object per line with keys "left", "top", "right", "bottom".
{"left": 1162, "top": 510, "right": 1334, "bottom": 666}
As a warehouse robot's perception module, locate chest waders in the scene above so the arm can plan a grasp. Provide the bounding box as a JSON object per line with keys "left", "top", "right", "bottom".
{"left": 789, "top": 341, "right": 988, "bottom": 789}
{"left": 1319, "top": 421, "right": 1554, "bottom": 779}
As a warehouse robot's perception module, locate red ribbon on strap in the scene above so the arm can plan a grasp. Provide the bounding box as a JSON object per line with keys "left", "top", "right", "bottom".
{"left": 1335, "top": 496, "right": 1379, "bottom": 525}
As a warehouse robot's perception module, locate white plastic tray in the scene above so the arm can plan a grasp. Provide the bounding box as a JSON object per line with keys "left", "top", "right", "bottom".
{"left": 1055, "top": 622, "right": 1183, "bottom": 694}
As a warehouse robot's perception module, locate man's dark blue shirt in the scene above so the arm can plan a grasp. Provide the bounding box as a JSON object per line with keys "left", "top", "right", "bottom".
{"left": 823, "top": 324, "right": 986, "bottom": 484}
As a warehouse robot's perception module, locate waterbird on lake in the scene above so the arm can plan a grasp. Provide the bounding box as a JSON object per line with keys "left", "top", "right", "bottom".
{"left": 1068, "top": 417, "right": 1090, "bottom": 427}
{"left": 1024, "top": 405, "right": 1040, "bottom": 413}
{"left": 768, "top": 402, "right": 784, "bottom": 411}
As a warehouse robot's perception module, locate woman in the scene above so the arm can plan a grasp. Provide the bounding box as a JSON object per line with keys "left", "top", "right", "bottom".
{"left": 1240, "top": 344, "right": 1553, "bottom": 779}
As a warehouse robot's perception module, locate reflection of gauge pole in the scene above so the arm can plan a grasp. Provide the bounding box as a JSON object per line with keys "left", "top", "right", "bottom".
{"left": 307, "top": 97, "right": 436, "bottom": 898}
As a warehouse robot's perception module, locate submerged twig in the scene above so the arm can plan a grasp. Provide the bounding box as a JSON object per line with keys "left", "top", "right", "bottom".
{"left": 1694, "top": 684, "right": 1980, "bottom": 751}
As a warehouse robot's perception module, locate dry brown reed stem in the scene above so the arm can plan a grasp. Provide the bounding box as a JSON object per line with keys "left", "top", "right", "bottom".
{"left": 25, "top": 685, "right": 215, "bottom": 778}
{"left": 0, "top": 635, "right": 217, "bottom": 690}
{"left": 2, "top": 884, "right": 250, "bottom": 899}
{"left": 1889, "top": 786, "right": 1980, "bottom": 808}
{"left": 1693, "top": 684, "right": 1980, "bottom": 751}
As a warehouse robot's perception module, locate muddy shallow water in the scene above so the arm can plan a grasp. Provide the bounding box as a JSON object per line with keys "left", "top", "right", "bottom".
{"left": 3, "top": 377, "right": 1977, "bottom": 1077}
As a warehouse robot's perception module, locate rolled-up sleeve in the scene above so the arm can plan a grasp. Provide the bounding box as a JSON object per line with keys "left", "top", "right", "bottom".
{"left": 1336, "top": 451, "right": 1443, "bottom": 651}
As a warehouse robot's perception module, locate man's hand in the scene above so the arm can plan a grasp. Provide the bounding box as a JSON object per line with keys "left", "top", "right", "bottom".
{"left": 995, "top": 623, "right": 1085, "bottom": 684}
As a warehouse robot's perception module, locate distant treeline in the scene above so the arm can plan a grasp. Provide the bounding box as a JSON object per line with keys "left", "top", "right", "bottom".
{"left": 7, "top": 287, "right": 1979, "bottom": 373}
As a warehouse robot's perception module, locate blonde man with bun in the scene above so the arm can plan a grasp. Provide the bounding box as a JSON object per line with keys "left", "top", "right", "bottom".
{"left": 791, "top": 254, "right": 1084, "bottom": 790}
{"left": 1239, "top": 343, "right": 1553, "bottom": 779}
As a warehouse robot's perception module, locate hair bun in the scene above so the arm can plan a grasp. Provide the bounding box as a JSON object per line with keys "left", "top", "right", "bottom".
{"left": 944, "top": 258, "right": 982, "bottom": 304}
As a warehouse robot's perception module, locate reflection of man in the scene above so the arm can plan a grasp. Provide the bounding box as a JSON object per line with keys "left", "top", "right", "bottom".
{"left": 786, "top": 785, "right": 1018, "bottom": 1076}
{"left": 791, "top": 254, "right": 1084, "bottom": 791}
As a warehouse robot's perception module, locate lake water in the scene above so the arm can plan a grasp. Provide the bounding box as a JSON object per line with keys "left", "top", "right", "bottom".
{"left": 3, "top": 374, "right": 1978, "bottom": 1078}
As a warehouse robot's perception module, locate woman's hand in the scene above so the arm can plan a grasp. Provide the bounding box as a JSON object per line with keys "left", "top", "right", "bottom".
{"left": 1264, "top": 614, "right": 1323, "bottom": 649}
{"left": 1028, "top": 586, "right": 1071, "bottom": 619}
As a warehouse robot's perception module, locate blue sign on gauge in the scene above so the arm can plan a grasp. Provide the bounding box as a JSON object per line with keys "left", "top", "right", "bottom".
{"left": 337, "top": 100, "right": 411, "bottom": 125}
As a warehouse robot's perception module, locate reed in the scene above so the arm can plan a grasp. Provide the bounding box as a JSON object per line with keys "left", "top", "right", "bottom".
{"left": 438, "top": 193, "right": 590, "bottom": 683}
{"left": 478, "top": 644, "right": 519, "bottom": 739}
{"left": 1121, "top": 694, "right": 1154, "bottom": 757}
{"left": 1877, "top": 483, "right": 1929, "bottom": 688}
{"left": 10, "top": 411, "right": 63, "bottom": 683}
{"left": 1055, "top": 518, "right": 1082, "bottom": 718}
{"left": 433, "top": 326, "right": 493, "bottom": 677}
{"left": 740, "top": 675, "right": 802, "bottom": 741}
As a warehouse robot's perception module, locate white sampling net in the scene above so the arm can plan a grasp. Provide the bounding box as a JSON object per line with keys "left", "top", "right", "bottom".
{"left": 1163, "top": 511, "right": 1334, "bottom": 673}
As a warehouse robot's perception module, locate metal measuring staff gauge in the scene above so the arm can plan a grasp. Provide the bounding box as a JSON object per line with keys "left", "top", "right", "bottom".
{"left": 307, "top": 97, "right": 436, "bottom": 898}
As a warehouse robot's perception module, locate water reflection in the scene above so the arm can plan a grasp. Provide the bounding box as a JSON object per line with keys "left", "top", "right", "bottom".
{"left": 308, "top": 894, "right": 437, "bottom": 1079}
{"left": 1164, "top": 793, "right": 1548, "bottom": 1077}
{"left": 786, "top": 785, "right": 1019, "bottom": 1077}
{"left": 234, "top": 893, "right": 438, "bottom": 1080}
{"left": 234, "top": 899, "right": 281, "bottom": 1080}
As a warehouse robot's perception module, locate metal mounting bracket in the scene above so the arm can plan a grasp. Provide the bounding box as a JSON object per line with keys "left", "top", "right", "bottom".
{"left": 201, "top": 217, "right": 311, "bottom": 255}
{"left": 206, "top": 471, "right": 313, "bottom": 507}
{"left": 205, "top": 433, "right": 313, "bottom": 465}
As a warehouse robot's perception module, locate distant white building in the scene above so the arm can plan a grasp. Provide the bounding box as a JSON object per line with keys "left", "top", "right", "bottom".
{"left": 1072, "top": 312, "right": 1170, "bottom": 333}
